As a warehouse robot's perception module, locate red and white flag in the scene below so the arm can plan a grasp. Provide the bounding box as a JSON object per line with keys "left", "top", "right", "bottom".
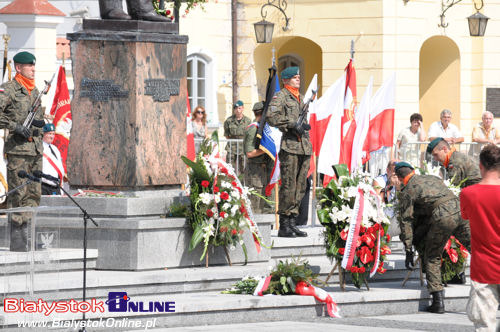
{"left": 350, "top": 77, "right": 373, "bottom": 171}
{"left": 49, "top": 66, "right": 71, "bottom": 174}
{"left": 363, "top": 73, "right": 396, "bottom": 154}
{"left": 339, "top": 60, "right": 357, "bottom": 170}
{"left": 316, "top": 74, "right": 346, "bottom": 178}
{"left": 186, "top": 95, "right": 196, "bottom": 161}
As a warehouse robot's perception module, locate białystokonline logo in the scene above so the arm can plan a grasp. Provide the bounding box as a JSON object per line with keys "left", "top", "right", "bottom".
{"left": 105, "top": 292, "right": 175, "bottom": 313}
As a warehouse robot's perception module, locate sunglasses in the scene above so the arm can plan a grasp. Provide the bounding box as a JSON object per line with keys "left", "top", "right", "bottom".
{"left": 196, "top": 111, "right": 205, "bottom": 114}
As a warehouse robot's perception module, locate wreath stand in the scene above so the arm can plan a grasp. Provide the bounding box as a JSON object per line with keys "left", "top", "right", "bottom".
{"left": 324, "top": 261, "right": 371, "bottom": 291}
{"left": 402, "top": 256, "right": 425, "bottom": 287}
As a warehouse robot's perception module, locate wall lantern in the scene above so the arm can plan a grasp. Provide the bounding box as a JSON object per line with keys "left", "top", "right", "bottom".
{"left": 438, "top": 0, "right": 488, "bottom": 36}
{"left": 253, "top": 0, "right": 291, "bottom": 43}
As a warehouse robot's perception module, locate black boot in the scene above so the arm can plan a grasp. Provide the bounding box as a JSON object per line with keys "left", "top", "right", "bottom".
{"left": 288, "top": 215, "right": 307, "bottom": 237}
{"left": 10, "top": 222, "right": 28, "bottom": 252}
{"left": 278, "top": 215, "right": 296, "bottom": 238}
{"left": 126, "top": 0, "right": 170, "bottom": 22}
{"left": 99, "top": 0, "right": 132, "bottom": 20}
{"left": 427, "top": 290, "right": 445, "bottom": 314}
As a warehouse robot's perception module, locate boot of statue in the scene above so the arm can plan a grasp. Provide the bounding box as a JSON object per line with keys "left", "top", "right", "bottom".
{"left": 126, "top": 0, "right": 170, "bottom": 22}
{"left": 99, "top": 0, "right": 132, "bottom": 20}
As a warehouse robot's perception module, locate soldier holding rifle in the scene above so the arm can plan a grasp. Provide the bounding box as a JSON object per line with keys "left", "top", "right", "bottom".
{"left": 267, "top": 66, "right": 312, "bottom": 238}
{"left": 0, "top": 51, "right": 48, "bottom": 251}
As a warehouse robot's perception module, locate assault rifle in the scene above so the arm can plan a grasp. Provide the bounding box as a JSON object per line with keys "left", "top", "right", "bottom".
{"left": 294, "top": 86, "right": 319, "bottom": 141}
{"left": 22, "top": 73, "right": 55, "bottom": 141}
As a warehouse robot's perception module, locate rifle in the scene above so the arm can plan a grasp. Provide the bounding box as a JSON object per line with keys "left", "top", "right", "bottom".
{"left": 22, "top": 73, "right": 55, "bottom": 141}
{"left": 294, "top": 85, "right": 319, "bottom": 141}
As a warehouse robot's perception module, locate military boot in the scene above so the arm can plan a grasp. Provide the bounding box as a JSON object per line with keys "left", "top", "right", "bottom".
{"left": 427, "top": 290, "right": 445, "bottom": 314}
{"left": 288, "top": 215, "right": 308, "bottom": 237}
{"left": 10, "top": 222, "right": 28, "bottom": 252}
{"left": 99, "top": 0, "right": 132, "bottom": 20}
{"left": 126, "top": 0, "right": 170, "bottom": 22}
{"left": 278, "top": 215, "right": 296, "bottom": 238}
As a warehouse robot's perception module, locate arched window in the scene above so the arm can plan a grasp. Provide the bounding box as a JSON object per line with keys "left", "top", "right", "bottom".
{"left": 187, "top": 54, "right": 207, "bottom": 109}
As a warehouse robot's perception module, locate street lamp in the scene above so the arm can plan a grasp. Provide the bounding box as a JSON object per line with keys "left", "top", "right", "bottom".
{"left": 253, "top": 0, "right": 291, "bottom": 43}
{"left": 438, "top": 0, "right": 488, "bottom": 36}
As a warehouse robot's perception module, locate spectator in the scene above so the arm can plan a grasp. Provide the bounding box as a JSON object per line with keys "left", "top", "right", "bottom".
{"left": 460, "top": 144, "right": 500, "bottom": 332}
{"left": 472, "top": 111, "right": 500, "bottom": 145}
{"left": 41, "top": 123, "right": 65, "bottom": 195}
{"left": 192, "top": 105, "right": 208, "bottom": 140}
{"left": 396, "top": 113, "right": 426, "bottom": 167}
{"left": 373, "top": 160, "right": 400, "bottom": 236}
{"left": 428, "top": 109, "right": 464, "bottom": 144}
{"left": 224, "top": 100, "right": 250, "bottom": 175}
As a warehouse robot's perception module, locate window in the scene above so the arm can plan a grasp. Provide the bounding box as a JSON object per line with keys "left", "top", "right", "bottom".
{"left": 187, "top": 55, "right": 207, "bottom": 109}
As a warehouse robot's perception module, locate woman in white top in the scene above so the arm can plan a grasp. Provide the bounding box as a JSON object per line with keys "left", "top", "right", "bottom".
{"left": 396, "top": 113, "right": 426, "bottom": 166}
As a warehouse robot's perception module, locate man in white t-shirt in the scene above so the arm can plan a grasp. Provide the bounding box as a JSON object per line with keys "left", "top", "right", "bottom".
{"left": 42, "top": 123, "right": 65, "bottom": 195}
{"left": 428, "top": 109, "right": 464, "bottom": 144}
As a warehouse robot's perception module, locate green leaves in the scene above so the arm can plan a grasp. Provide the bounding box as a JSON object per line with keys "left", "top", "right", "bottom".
{"left": 189, "top": 225, "right": 204, "bottom": 252}
{"left": 267, "top": 256, "right": 319, "bottom": 295}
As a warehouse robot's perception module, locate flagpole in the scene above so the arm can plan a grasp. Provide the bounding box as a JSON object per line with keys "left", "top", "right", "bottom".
{"left": 311, "top": 155, "right": 317, "bottom": 227}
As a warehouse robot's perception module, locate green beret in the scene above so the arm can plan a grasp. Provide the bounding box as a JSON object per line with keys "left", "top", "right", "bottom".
{"left": 234, "top": 100, "right": 243, "bottom": 108}
{"left": 43, "top": 123, "right": 55, "bottom": 133}
{"left": 13, "top": 51, "right": 36, "bottom": 65}
{"left": 427, "top": 137, "right": 444, "bottom": 154}
{"left": 252, "top": 101, "right": 264, "bottom": 112}
{"left": 281, "top": 66, "right": 299, "bottom": 80}
{"left": 395, "top": 161, "right": 414, "bottom": 171}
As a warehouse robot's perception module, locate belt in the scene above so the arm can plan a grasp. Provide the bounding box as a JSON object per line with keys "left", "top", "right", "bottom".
{"left": 432, "top": 194, "right": 456, "bottom": 210}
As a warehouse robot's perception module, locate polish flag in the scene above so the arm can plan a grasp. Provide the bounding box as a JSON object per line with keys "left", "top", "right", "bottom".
{"left": 350, "top": 77, "right": 373, "bottom": 171}
{"left": 316, "top": 74, "right": 346, "bottom": 178}
{"left": 363, "top": 73, "right": 396, "bottom": 154}
{"left": 186, "top": 95, "right": 196, "bottom": 161}
{"left": 339, "top": 60, "right": 357, "bottom": 170}
{"left": 49, "top": 66, "right": 71, "bottom": 173}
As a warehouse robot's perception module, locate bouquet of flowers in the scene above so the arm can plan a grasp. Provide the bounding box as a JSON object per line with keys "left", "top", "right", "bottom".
{"left": 152, "top": 0, "right": 209, "bottom": 19}
{"left": 416, "top": 162, "right": 468, "bottom": 282}
{"left": 182, "top": 132, "right": 266, "bottom": 264}
{"left": 316, "top": 165, "right": 391, "bottom": 289}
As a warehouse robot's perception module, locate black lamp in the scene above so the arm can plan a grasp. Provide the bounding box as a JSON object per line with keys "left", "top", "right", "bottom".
{"left": 467, "top": 11, "right": 489, "bottom": 37}
{"left": 254, "top": 19, "right": 275, "bottom": 43}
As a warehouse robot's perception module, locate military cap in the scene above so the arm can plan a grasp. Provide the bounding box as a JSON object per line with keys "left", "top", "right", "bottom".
{"left": 43, "top": 123, "right": 55, "bottom": 133}
{"left": 13, "top": 51, "right": 36, "bottom": 65}
{"left": 252, "top": 101, "right": 264, "bottom": 113}
{"left": 281, "top": 66, "right": 299, "bottom": 80}
{"left": 234, "top": 100, "right": 244, "bottom": 108}
{"left": 427, "top": 137, "right": 444, "bottom": 154}
{"left": 395, "top": 161, "right": 414, "bottom": 171}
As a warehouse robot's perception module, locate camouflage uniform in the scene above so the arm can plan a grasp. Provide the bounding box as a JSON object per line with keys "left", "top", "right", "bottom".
{"left": 446, "top": 151, "right": 481, "bottom": 188}
{"left": 0, "top": 79, "right": 43, "bottom": 250}
{"left": 223, "top": 114, "right": 251, "bottom": 175}
{"left": 267, "top": 89, "right": 312, "bottom": 216}
{"left": 398, "top": 174, "right": 471, "bottom": 293}
{"left": 243, "top": 122, "right": 274, "bottom": 214}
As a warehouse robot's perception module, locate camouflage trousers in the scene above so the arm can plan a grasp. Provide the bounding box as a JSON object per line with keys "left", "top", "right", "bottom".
{"left": 244, "top": 161, "right": 274, "bottom": 214}
{"left": 7, "top": 154, "right": 42, "bottom": 225}
{"left": 421, "top": 211, "right": 471, "bottom": 293}
{"left": 467, "top": 280, "right": 499, "bottom": 332}
{"left": 277, "top": 150, "right": 310, "bottom": 216}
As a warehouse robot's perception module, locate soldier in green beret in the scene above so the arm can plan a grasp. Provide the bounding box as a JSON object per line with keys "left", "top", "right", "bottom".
{"left": 224, "top": 100, "right": 251, "bottom": 175}
{"left": 243, "top": 101, "right": 274, "bottom": 214}
{"left": 0, "top": 51, "right": 45, "bottom": 251}
{"left": 427, "top": 137, "right": 481, "bottom": 188}
{"left": 266, "top": 66, "right": 311, "bottom": 238}
{"left": 395, "top": 162, "right": 471, "bottom": 314}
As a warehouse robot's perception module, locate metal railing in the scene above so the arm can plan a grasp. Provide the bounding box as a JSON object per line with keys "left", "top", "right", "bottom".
{"left": 194, "top": 138, "right": 247, "bottom": 179}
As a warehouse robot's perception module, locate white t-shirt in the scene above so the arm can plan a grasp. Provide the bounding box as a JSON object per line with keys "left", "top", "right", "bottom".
{"left": 428, "top": 121, "right": 462, "bottom": 139}
{"left": 396, "top": 127, "right": 422, "bottom": 166}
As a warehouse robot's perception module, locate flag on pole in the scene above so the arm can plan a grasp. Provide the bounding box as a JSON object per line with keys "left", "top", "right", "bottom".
{"left": 49, "top": 65, "right": 72, "bottom": 173}
{"left": 339, "top": 59, "right": 357, "bottom": 170}
{"left": 363, "top": 73, "right": 396, "bottom": 154}
{"left": 186, "top": 94, "right": 196, "bottom": 161}
{"left": 316, "top": 74, "right": 346, "bottom": 178}
{"left": 350, "top": 77, "right": 373, "bottom": 171}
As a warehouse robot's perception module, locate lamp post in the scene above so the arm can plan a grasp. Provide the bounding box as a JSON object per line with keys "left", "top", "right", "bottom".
{"left": 438, "top": 0, "right": 488, "bottom": 36}
{"left": 253, "top": 0, "right": 291, "bottom": 43}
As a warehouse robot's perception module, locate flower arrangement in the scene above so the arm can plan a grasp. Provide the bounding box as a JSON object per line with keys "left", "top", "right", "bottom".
{"left": 316, "top": 165, "right": 391, "bottom": 289}
{"left": 152, "top": 0, "right": 209, "bottom": 20}
{"left": 182, "top": 132, "right": 266, "bottom": 265}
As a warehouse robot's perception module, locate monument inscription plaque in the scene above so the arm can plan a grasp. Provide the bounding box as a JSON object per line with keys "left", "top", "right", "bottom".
{"left": 80, "top": 78, "right": 129, "bottom": 102}
{"left": 486, "top": 88, "right": 500, "bottom": 117}
{"left": 144, "top": 79, "right": 180, "bottom": 102}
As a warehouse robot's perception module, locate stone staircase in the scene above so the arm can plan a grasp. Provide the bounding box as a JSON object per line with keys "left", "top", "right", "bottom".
{"left": 0, "top": 226, "right": 471, "bottom": 331}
